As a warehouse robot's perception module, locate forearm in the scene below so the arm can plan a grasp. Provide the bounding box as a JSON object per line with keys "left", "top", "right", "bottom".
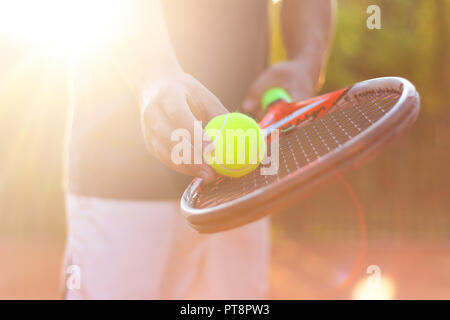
{"left": 113, "top": 0, "right": 180, "bottom": 94}
{"left": 281, "top": 0, "right": 336, "bottom": 90}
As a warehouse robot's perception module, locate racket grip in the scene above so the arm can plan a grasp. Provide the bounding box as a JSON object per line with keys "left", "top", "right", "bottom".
{"left": 261, "top": 87, "right": 292, "bottom": 112}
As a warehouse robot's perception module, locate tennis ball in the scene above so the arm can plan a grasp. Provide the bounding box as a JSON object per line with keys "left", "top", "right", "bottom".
{"left": 204, "top": 113, "right": 266, "bottom": 178}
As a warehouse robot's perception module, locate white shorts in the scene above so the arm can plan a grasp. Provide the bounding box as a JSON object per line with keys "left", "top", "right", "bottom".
{"left": 62, "top": 193, "right": 270, "bottom": 299}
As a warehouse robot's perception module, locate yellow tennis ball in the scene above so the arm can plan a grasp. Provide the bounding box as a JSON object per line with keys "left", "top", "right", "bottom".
{"left": 204, "top": 113, "right": 266, "bottom": 178}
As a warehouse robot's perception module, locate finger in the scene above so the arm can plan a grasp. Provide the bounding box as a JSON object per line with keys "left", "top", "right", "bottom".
{"left": 242, "top": 100, "right": 264, "bottom": 120}
{"left": 141, "top": 103, "right": 172, "bottom": 153}
{"left": 289, "top": 88, "right": 315, "bottom": 102}
{"left": 153, "top": 90, "right": 217, "bottom": 182}
{"left": 242, "top": 95, "right": 265, "bottom": 120}
{"left": 187, "top": 81, "right": 228, "bottom": 122}
{"left": 151, "top": 131, "right": 217, "bottom": 183}
{"left": 159, "top": 86, "right": 217, "bottom": 154}
{"left": 242, "top": 88, "right": 260, "bottom": 114}
{"left": 143, "top": 109, "right": 217, "bottom": 183}
{"left": 162, "top": 91, "right": 215, "bottom": 152}
{"left": 158, "top": 87, "right": 200, "bottom": 134}
{"left": 241, "top": 74, "right": 271, "bottom": 119}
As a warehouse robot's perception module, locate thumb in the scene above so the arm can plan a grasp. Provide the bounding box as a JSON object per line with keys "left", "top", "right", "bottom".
{"left": 242, "top": 94, "right": 264, "bottom": 120}
{"left": 184, "top": 87, "right": 226, "bottom": 183}
{"left": 241, "top": 95, "right": 257, "bottom": 114}
{"left": 188, "top": 83, "right": 229, "bottom": 123}
{"left": 241, "top": 85, "right": 261, "bottom": 115}
{"left": 241, "top": 76, "right": 268, "bottom": 119}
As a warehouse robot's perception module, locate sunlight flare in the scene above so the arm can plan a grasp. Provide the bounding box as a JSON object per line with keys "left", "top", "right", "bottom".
{"left": 352, "top": 276, "right": 395, "bottom": 300}
{"left": 0, "top": 0, "right": 124, "bottom": 57}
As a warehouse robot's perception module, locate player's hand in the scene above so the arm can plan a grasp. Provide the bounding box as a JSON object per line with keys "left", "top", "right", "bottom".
{"left": 140, "top": 71, "right": 228, "bottom": 183}
{"left": 242, "top": 59, "right": 318, "bottom": 119}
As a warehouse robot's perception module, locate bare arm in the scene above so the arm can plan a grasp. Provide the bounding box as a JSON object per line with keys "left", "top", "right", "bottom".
{"left": 281, "top": 0, "right": 335, "bottom": 91}
{"left": 112, "top": 0, "right": 180, "bottom": 94}
{"left": 242, "top": 0, "right": 336, "bottom": 116}
{"left": 111, "top": 0, "right": 227, "bottom": 182}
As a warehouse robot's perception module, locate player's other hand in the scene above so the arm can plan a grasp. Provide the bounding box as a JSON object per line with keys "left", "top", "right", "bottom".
{"left": 140, "top": 71, "right": 228, "bottom": 183}
{"left": 242, "top": 60, "right": 318, "bottom": 119}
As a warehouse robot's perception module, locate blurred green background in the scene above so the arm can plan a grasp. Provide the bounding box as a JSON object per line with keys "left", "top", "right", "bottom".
{"left": 270, "top": 0, "right": 450, "bottom": 241}
{"left": 0, "top": 0, "right": 449, "bottom": 299}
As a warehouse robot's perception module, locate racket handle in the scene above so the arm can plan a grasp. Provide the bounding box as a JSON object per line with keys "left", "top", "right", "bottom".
{"left": 261, "top": 87, "right": 292, "bottom": 112}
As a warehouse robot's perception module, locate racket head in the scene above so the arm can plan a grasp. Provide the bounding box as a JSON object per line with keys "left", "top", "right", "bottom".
{"left": 181, "top": 77, "right": 420, "bottom": 233}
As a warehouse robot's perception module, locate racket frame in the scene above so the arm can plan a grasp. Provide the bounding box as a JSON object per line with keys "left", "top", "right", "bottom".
{"left": 181, "top": 77, "right": 420, "bottom": 233}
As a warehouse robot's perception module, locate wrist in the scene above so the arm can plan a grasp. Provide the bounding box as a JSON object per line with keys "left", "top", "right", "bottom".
{"left": 290, "top": 57, "right": 324, "bottom": 93}
{"left": 139, "top": 67, "right": 186, "bottom": 113}
{"left": 137, "top": 61, "right": 182, "bottom": 90}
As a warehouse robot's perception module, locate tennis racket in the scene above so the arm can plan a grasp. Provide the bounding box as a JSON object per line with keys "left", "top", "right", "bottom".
{"left": 181, "top": 77, "right": 420, "bottom": 233}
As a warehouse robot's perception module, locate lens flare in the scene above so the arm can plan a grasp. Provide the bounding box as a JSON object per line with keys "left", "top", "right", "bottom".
{"left": 352, "top": 276, "right": 395, "bottom": 300}
{"left": 0, "top": 0, "right": 124, "bottom": 58}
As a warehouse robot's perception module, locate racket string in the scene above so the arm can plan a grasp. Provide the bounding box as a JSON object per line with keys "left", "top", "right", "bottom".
{"left": 276, "top": 94, "right": 399, "bottom": 160}
{"left": 188, "top": 90, "right": 401, "bottom": 208}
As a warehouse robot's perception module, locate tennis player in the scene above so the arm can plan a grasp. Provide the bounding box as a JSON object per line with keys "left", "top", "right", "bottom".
{"left": 63, "top": 0, "right": 334, "bottom": 299}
